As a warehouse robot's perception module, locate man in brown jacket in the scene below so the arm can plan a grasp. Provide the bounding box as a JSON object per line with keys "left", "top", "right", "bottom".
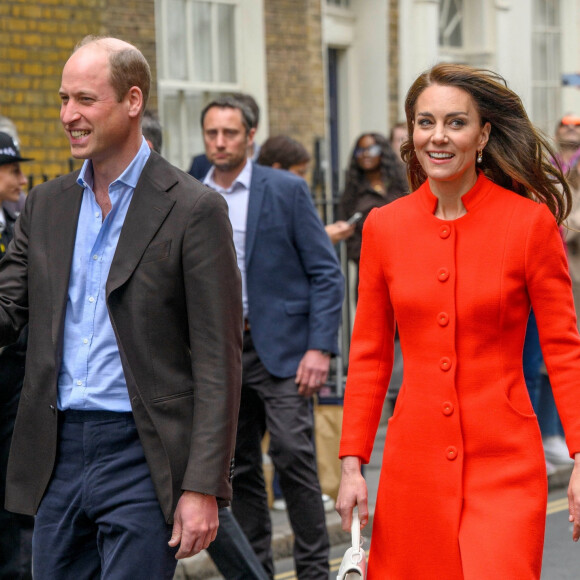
{"left": 0, "top": 36, "right": 242, "bottom": 579}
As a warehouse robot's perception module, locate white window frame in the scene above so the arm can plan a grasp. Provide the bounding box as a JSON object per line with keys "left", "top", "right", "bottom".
{"left": 154, "top": 0, "right": 266, "bottom": 169}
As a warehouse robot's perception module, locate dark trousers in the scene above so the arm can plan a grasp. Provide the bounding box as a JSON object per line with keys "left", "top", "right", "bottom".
{"left": 33, "top": 411, "right": 178, "bottom": 580}
{"left": 0, "top": 387, "right": 33, "bottom": 580}
{"left": 232, "top": 332, "right": 329, "bottom": 580}
{"left": 207, "top": 507, "right": 269, "bottom": 579}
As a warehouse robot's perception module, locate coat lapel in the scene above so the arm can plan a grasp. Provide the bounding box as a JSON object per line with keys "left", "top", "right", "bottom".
{"left": 47, "top": 173, "right": 84, "bottom": 345}
{"left": 245, "top": 164, "right": 266, "bottom": 268}
{"left": 106, "top": 154, "right": 177, "bottom": 296}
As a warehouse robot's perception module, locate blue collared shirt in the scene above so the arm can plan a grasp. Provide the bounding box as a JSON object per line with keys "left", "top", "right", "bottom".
{"left": 57, "top": 138, "right": 151, "bottom": 411}
{"left": 204, "top": 160, "right": 252, "bottom": 318}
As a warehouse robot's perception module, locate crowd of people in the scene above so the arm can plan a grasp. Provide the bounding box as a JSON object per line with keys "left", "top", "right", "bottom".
{"left": 2, "top": 34, "right": 580, "bottom": 580}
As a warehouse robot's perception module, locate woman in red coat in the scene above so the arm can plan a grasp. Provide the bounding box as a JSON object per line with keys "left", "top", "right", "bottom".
{"left": 336, "top": 63, "right": 580, "bottom": 579}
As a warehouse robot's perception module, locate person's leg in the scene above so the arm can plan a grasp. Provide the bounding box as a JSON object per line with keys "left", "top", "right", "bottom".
{"left": 523, "top": 311, "right": 542, "bottom": 410}
{"left": 0, "top": 387, "right": 33, "bottom": 580}
{"left": 264, "top": 377, "right": 330, "bottom": 580}
{"left": 231, "top": 334, "right": 273, "bottom": 577}
{"left": 32, "top": 418, "right": 101, "bottom": 580}
{"left": 85, "top": 415, "right": 177, "bottom": 580}
{"left": 537, "top": 374, "right": 573, "bottom": 465}
{"left": 206, "top": 507, "right": 269, "bottom": 580}
{"left": 34, "top": 412, "right": 178, "bottom": 580}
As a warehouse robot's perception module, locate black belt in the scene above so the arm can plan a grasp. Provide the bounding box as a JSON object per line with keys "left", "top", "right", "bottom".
{"left": 60, "top": 410, "right": 133, "bottom": 422}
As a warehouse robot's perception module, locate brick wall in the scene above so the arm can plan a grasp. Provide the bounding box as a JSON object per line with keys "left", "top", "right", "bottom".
{"left": 263, "top": 0, "right": 326, "bottom": 165}
{"left": 0, "top": 0, "right": 156, "bottom": 185}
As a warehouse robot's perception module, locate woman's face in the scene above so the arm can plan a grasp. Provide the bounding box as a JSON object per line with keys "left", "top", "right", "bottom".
{"left": 355, "top": 135, "right": 381, "bottom": 172}
{"left": 412, "top": 84, "right": 490, "bottom": 192}
{"left": 0, "top": 162, "right": 26, "bottom": 203}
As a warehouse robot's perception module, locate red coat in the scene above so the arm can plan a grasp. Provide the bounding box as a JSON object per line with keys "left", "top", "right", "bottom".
{"left": 340, "top": 173, "right": 580, "bottom": 578}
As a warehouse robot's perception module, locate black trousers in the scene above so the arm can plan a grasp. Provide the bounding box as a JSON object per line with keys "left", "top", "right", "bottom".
{"left": 231, "top": 332, "right": 329, "bottom": 580}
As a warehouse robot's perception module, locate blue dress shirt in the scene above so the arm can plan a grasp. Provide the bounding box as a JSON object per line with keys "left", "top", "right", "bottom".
{"left": 57, "top": 138, "right": 151, "bottom": 411}
{"left": 204, "top": 160, "right": 251, "bottom": 318}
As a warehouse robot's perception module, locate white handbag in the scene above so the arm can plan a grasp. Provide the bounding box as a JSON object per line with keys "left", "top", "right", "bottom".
{"left": 336, "top": 508, "right": 366, "bottom": 580}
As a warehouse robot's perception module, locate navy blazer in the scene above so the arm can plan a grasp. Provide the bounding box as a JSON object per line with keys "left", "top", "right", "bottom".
{"left": 245, "top": 164, "right": 344, "bottom": 378}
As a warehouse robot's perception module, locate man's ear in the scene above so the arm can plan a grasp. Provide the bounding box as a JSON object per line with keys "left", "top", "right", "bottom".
{"left": 247, "top": 127, "right": 257, "bottom": 147}
{"left": 272, "top": 162, "right": 282, "bottom": 169}
{"left": 127, "top": 86, "right": 144, "bottom": 119}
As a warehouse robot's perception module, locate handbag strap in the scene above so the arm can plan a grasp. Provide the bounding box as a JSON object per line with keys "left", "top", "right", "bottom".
{"left": 351, "top": 508, "right": 361, "bottom": 552}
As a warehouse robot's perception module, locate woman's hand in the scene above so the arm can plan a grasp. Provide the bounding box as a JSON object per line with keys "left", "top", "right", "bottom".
{"left": 336, "top": 456, "right": 369, "bottom": 531}
{"left": 567, "top": 454, "right": 580, "bottom": 541}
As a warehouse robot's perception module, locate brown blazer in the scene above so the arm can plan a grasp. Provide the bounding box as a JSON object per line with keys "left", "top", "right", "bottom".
{"left": 0, "top": 151, "right": 243, "bottom": 523}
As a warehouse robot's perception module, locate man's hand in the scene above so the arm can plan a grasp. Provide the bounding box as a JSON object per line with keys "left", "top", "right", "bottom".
{"left": 169, "top": 491, "right": 219, "bottom": 559}
{"left": 295, "top": 349, "right": 331, "bottom": 397}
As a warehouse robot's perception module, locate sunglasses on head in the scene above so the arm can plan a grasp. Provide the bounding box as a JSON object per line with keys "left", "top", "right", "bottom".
{"left": 560, "top": 115, "right": 580, "bottom": 127}
{"left": 355, "top": 144, "right": 382, "bottom": 158}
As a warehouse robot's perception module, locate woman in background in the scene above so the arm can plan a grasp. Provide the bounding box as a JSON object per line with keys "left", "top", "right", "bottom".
{"left": 339, "top": 132, "right": 408, "bottom": 268}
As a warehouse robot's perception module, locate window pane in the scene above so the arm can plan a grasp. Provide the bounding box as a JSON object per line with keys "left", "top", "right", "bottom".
{"left": 217, "top": 3, "right": 236, "bottom": 83}
{"left": 439, "top": 0, "right": 463, "bottom": 48}
{"left": 193, "top": 1, "right": 213, "bottom": 82}
{"left": 166, "top": 0, "right": 187, "bottom": 80}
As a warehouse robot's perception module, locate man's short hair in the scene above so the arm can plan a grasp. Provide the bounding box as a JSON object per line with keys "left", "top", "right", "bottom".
{"left": 75, "top": 35, "right": 151, "bottom": 115}
{"left": 142, "top": 110, "right": 163, "bottom": 154}
{"left": 200, "top": 95, "right": 257, "bottom": 134}
{"left": 229, "top": 93, "right": 260, "bottom": 129}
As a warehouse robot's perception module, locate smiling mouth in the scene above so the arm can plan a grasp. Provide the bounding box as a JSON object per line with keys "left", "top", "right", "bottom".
{"left": 70, "top": 130, "right": 90, "bottom": 138}
{"left": 428, "top": 152, "right": 454, "bottom": 159}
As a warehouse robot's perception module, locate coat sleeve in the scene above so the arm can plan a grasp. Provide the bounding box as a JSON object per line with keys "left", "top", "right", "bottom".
{"left": 0, "top": 189, "right": 32, "bottom": 346}
{"left": 339, "top": 208, "right": 396, "bottom": 463}
{"left": 526, "top": 204, "right": 580, "bottom": 456}
{"left": 180, "top": 190, "right": 243, "bottom": 499}
{"left": 290, "top": 179, "right": 344, "bottom": 354}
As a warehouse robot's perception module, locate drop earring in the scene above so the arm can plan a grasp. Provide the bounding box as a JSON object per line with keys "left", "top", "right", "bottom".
{"left": 477, "top": 150, "right": 483, "bottom": 164}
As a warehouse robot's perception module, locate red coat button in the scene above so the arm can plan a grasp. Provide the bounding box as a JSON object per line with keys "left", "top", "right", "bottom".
{"left": 437, "top": 312, "right": 449, "bottom": 326}
{"left": 437, "top": 268, "right": 449, "bottom": 282}
{"left": 446, "top": 446, "right": 458, "bottom": 460}
{"left": 442, "top": 401, "right": 454, "bottom": 416}
{"left": 440, "top": 357, "right": 451, "bottom": 371}
{"left": 439, "top": 225, "right": 451, "bottom": 239}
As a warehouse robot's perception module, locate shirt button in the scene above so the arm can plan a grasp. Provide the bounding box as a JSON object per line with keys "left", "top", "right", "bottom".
{"left": 446, "top": 446, "right": 458, "bottom": 460}
{"left": 440, "top": 357, "right": 451, "bottom": 371}
{"left": 437, "top": 312, "right": 449, "bottom": 326}
{"left": 442, "top": 401, "right": 454, "bottom": 416}
{"left": 437, "top": 268, "right": 449, "bottom": 282}
{"left": 88, "top": 296, "right": 95, "bottom": 303}
{"left": 439, "top": 225, "right": 451, "bottom": 239}
{"left": 76, "top": 380, "right": 83, "bottom": 386}
{"left": 93, "top": 254, "right": 99, "bottom": 260}
{"left": 83, "top": 338, "right": 88, "bottom": 344}
{"left": 95, "top": 212, "right": 100, "bottom": 218}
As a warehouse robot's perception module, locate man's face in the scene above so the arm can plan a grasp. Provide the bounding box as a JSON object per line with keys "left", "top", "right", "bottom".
{"left": 203, "top": 107, "right": 255, "bottom": 173}
{"left": 59, "top": 45, "right": 133, "bottom": 166}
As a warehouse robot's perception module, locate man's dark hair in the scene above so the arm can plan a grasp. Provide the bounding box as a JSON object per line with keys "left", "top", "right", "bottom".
{"left": 200, "top": 95, "right": 257, "bottom": 134}
{"left": 257, "top": 135, "right": 310, "bottom": 169}
{"left": 142, "top": 109, "right": 162, "bottom": 153}
{"left": 229, "top": 93, "right": 260, "bottom": 129}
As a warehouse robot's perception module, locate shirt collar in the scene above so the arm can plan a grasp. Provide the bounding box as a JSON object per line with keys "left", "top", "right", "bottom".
{"left": 204, "top": 159, "right": 253, "bottom": 193}
{"left": 77, "top": 136, "right": 152, "bottom": 191}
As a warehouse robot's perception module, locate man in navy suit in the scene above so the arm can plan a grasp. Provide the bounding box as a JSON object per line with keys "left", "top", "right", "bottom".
{"left": 202, "top": 96, "right": 344, "bottom": 579}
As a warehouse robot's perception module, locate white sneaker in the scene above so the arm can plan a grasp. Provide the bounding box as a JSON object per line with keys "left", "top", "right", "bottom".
{"left": 322, "top": 494, "right": 335, "bottom": 513}
{"left": 271, "top": 498, "right": 287, "bottom": 511}
{"left": 543, "top": 436, "right": 574, "bottom": 465}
